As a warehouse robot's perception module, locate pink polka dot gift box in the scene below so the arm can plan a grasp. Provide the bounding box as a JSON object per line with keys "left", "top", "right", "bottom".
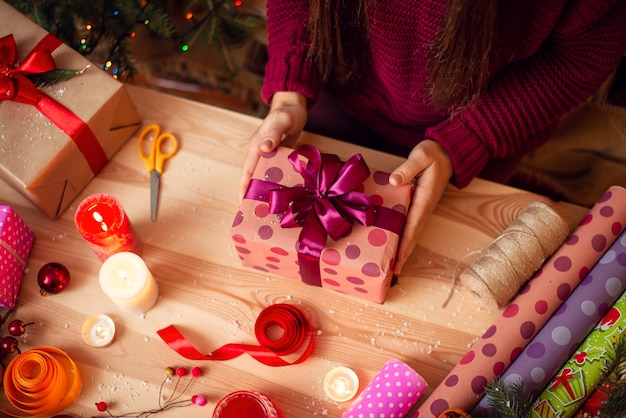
{"left": 231, "top": 145, "right": 413, "bottom": 303}
{"left": 0, "top": 206, "right": 35, "bottom": 309}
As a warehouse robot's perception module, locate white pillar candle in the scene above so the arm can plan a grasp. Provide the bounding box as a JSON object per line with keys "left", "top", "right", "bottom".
{"left": 98, "top": 252, "right": 159, "bottom": 314}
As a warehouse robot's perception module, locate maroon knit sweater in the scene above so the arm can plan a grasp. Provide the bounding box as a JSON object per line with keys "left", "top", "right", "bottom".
{"left": 261, "top": 0, "right": 626, "bottom": 188}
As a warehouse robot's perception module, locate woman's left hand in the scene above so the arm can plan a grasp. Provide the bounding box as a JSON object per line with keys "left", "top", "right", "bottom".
{"left": 389, "top": 139, "right": 453, "bottom": 274}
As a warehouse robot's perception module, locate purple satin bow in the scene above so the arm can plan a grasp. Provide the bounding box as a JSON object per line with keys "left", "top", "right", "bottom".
{"left": 244, "top": 145, "right": 406, "bottom": 287}
{"left": 270, "top": 145, "right": 374, "bottom": 286}
{"left": 268, "top": 145, "right": 375, "bottom": 285}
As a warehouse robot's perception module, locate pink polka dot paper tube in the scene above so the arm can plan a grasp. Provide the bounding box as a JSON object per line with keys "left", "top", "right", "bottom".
{"left": 231, "top": 145, "right": 413, "bottom": 303}
{"left": 341, "top": 359, "right": 428, "bottom": 418}
{"left": 533, "top": 289, "right": 626, "bottom": 418}
{"left": 0, "top": 206, "right": 35, "bottom": 309}
{"left": 474, "top": 227, "right": 626, "bottom": 415}
{"left": 414, "top": 185, "right": 626, "bottom": 418}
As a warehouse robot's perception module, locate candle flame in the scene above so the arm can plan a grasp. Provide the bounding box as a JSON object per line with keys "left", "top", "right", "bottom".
{"left": 93, "top": 211, "right": 104, "bottom": 222}
{"left": 92, "top": 211, "right": 109, "bottom": 232}
{"left": 95, "top": 325, "right": 107, "bottom": 339}
{"left": 332, "top": 377, "right": 349, "bottom": 395}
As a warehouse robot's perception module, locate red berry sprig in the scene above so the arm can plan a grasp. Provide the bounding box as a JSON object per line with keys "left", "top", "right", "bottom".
{"left": 93, "top": 366, "right": 207, "bottom": 417}
{"left": 0, "top": 312, "right": 34, "bottom": 368}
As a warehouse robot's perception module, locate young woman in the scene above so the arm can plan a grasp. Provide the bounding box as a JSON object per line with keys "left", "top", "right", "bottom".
{"left": 239, "top": 0, "right": 626, "bottom": 274}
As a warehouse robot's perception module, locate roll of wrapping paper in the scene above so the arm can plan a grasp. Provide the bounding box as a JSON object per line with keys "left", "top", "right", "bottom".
{"left": 414, "top": 185, "right": 626, "bottom": 418}
{"left": 341, "top": 359, "right": 428, "bottom": 418}
{"left": 473, "top": 227, "right": 626, "bottom": 414}
{"left": 532, "top": 289, "right": 626, "bottom": 418}
{"left": 1, "top": 346, "right": 82, "bottom": 417}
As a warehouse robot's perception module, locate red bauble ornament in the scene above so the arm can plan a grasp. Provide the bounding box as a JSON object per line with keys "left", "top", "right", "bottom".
{"left": 37, "top": 262, "right": 71, "bottom": 295}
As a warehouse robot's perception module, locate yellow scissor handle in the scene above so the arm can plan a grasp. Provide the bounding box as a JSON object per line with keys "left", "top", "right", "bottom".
{"left": 137, "top": 123, "right": 179, "bottom": 173}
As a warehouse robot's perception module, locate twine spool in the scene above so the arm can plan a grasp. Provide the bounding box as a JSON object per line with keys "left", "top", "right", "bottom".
{"left": 459, "top": 201, "right": 570, "bottom": 308}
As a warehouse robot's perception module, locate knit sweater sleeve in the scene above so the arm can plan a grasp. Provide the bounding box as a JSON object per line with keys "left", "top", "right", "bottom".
{"left": 426, "top": 0, "right": 626, "bottom": 188}
{"left": 261, "top": 0, "right": 323, "bottom": 105}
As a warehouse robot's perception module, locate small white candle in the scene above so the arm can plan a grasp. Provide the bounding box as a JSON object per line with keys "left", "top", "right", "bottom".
{"left": 82, "top": 314, "right": 116, "bottom": 347}
{"left": 323, "top": 366, "right": 359, "bottom": 402}
{"left": 98, "top": 252, "right": 159, "bottom": 314}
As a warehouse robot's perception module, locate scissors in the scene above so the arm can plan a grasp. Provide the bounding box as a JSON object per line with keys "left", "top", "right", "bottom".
{"left": 137, "top": 123, "right": 179, "bottom": 222}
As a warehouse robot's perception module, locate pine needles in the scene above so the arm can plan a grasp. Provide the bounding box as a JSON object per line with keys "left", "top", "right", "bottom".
{"left": 484, "top": 379, "right": 534, "bottom": 418}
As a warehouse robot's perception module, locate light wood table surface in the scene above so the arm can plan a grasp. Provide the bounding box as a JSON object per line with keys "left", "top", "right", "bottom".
{"left": 0, "top": 85, "right": 589, "bottom": 418}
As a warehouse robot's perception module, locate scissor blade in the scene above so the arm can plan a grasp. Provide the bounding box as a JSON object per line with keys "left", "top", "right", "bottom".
{"left": 150, "top": 171, "right": 161, "bottom": 222}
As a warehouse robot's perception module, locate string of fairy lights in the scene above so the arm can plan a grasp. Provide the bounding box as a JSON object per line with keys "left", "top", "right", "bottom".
{"left": 75, "top": 0, "right": 247, "bottom": 79}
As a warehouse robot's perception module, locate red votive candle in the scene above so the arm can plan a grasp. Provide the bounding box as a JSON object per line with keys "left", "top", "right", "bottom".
{"left": 213, "top": 391, "right": 279, "bottom": 418}
{"left": 74, "top": 193, "right": 142, "bottom": 262}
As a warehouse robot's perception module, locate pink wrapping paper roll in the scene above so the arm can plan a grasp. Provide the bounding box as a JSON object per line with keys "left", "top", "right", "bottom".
{"left": 341, "top": 359, "right": 428, "bottom": 418}
{"left": 414, "top": 185, "right": 626, "bottom": 418}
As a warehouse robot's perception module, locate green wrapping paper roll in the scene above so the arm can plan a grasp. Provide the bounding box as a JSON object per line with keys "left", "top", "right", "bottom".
{"left": 532, "top": 290, "right": 626, "bottom": 418}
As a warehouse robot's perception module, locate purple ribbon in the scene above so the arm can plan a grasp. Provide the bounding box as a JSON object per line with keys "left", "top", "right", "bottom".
{"left": 245, "top": 145, "right": 405, "bottom": 286}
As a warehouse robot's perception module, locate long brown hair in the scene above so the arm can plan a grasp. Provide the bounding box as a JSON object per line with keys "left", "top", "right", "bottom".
{"left": 307, "top": 0, "right": 499, "bottom": 108}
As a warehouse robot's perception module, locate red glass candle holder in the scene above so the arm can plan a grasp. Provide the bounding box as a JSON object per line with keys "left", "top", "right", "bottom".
{"left": 213, "top": 391, "right": 279, "bottom": 418}
{"left": 74, "top": 193, "right": 142, "bottom": 262}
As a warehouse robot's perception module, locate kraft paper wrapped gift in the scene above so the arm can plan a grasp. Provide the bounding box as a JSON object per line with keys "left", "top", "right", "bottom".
{"left": 231, "top": 145, "right": 413, "bottom": 303}
{"left": 0, "top": 1, "right": 141, "bottom": 217}
{"left": 0, "top": 206, "right": 34, "bottom": 309}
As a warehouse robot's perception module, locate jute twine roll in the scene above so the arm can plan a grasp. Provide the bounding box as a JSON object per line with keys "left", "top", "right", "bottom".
{"left": 459, "top": 201, "right": 570, "bottom": 308}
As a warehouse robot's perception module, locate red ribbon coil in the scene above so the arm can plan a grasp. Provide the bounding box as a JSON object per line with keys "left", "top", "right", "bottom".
{"left": 0, "top": 33, "right": 108, "bottom": 173}
{"left": 157, "top": 304, "right": 314, "bottom": 367}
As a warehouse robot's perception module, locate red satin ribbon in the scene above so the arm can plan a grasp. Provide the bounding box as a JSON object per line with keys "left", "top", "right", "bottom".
{"left": 0, "top": 33, "right": 108, "bottom": 173}
{"left": 245, "top": 145, "right": 406, "bottom": 286}
{"left": 157, "top": 304, "right": 314, "bottom": 367}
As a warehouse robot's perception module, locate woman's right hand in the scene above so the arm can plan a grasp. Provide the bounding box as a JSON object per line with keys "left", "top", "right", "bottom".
{"left": 238, "top": 91, "right": 308, "bottom": 202}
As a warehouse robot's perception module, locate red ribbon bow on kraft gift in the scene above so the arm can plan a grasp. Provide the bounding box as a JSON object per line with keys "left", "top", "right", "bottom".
{"left": 157, "top": 304, "right": 314, "bottom": 367}
{"left": 0, "top": 34, "right": 107, "bottom": 173}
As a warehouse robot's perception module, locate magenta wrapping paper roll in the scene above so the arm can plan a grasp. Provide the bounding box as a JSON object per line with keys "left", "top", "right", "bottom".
{"left": 341, "top": 359, "right": 428, "bottom": 418}
{"left": 414, "top": 186, "right": 626, "bottom": 418}
{"left": 473, "top": 227, "right": 626, "bottom": 415}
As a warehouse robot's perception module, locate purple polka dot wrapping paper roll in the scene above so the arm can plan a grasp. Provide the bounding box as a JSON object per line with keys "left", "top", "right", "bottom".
{"left": 532, "top": 288, "right": 626, "bottom": 418}
{"left": 230, "top": 146, "right": 413, "bottom": 303}
{"left": 0, "top": 206, "right": 35, "bottom": 309}
{"left": 414, "top": 185, "right": 626, "bottom": 418}
{"left": 341, "top": 359, "right": 428, "bottom": 418}
{"left": 473, "top": 227, "right": 626, "bottom": 415}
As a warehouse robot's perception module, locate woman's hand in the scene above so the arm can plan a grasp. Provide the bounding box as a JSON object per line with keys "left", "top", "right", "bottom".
{"left": 238, "top": 92, "right": 308, "bottom": 202}
{"left": 389, "top": 139, "right": 453, "bottom": 274}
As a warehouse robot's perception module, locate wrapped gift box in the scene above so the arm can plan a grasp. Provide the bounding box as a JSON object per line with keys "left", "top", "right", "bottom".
{"left": 231, "top": 145, "right": 413, "bottom": 303}
{"left": 0, "top": 1, "right": 141, "bottom": 218}
{"left": 0, "top": 206, "right": 34, "bottom": 309}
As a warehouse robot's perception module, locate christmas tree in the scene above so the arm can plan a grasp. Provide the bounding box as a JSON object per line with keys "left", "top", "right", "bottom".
{"left": 8, "top": 0, "right": 268, "bottom": 113}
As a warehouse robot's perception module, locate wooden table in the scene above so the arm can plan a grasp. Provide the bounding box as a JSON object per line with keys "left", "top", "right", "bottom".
{"left": 0, "top": 85, "right": 588, "bottom": 418}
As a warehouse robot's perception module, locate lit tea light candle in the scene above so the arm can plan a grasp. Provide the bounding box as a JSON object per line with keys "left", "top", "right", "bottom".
{"left": 75, "top": 193, "right": 142, "bottom": 262}
{"left": 323, "top": 366, "right": 359, "bottom": 402}
{"left": 99, "top": 252, "right": 159, "bottom": 314}
{"left": 82, "top": 314, "right": 116, "bottom": 347}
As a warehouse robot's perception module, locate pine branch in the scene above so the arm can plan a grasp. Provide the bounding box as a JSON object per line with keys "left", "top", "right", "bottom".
{"left": 143, "top": 2, "right": 176, "bottom": 39}
{"left": 26, "top": 67, "right": 90, "bottom": 87}
{"left": 484, "top": 379, "right": 534, "bottom": 418}
{"left": 598, "top": 340, "right": 626, "bottom": 417}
